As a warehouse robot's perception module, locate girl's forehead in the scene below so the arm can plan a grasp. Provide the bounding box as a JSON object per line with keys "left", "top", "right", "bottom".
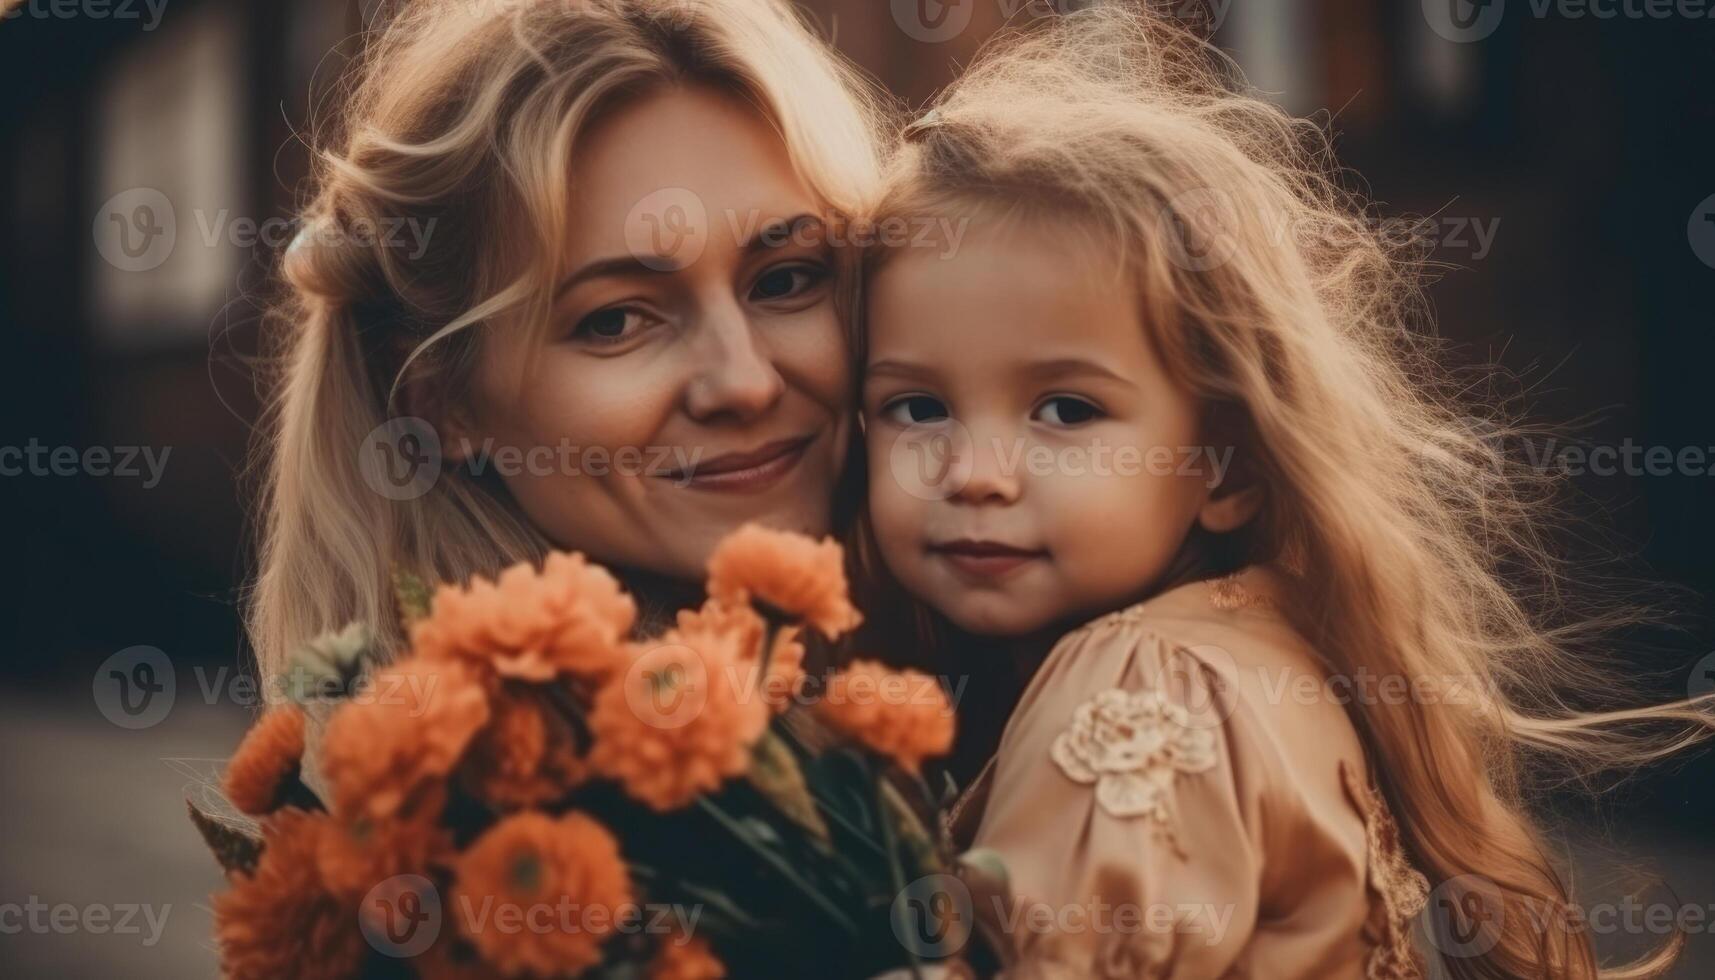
{"left": 863, "top": 231, "right": 1160, "bottom": 390}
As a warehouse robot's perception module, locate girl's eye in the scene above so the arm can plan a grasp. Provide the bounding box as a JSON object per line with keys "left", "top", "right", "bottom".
{"left": 1033, "top": 396, "right": 1102, "bottom": 426}
{"left": 571, "top": 307, "right": 651, "bottom": 346}
{"left": 882, "top": 395, "right": 950, "bottom": 425}
{"left": 750, "top": 263, "right": 829, "bottom": 304}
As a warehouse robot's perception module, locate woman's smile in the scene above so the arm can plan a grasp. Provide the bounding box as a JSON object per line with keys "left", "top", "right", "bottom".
{"left": 661, "top": 433, "right": 818, "bottom": 494}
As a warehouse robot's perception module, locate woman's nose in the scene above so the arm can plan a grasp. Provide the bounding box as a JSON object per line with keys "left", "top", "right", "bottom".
{"left": 683, "top": 299, "right": 785, "bottom": 423}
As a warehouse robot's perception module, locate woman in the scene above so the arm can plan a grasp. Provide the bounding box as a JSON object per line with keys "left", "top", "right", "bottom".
{"left": 250, "top": 0, "right": 890, "bottom": 683}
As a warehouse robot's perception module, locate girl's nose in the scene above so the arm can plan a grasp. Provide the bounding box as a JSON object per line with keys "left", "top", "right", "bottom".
{"left": 949, "top": 427, "right": 1022, "bottom": 506}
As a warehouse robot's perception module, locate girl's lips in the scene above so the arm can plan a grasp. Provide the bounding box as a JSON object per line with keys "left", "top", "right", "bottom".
{"left": 930, "top": 540, "right": 1046, "bottom": 578}
{"left": 667, "top": 435, "right": 813, "bottom": 493}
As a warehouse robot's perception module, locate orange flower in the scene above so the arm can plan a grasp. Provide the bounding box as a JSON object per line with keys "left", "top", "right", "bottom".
{"left": 587, "top": 626, "right": 769, "bottom": 811}
{"left": 815, "top": 660, "right": 956, "bottom": 775}
{"left": 321, "top": 656, "right": 490, "bottom": 820}
{"left": 460, "top": 686, "right": 588, "bottom": 810}
{"left": 214, "top": 809, "right": 366, "bottom": 980}
{"left": 677, "top": 599, "right": 804, "bottom": 714}
{"left": 223, "top": 707, "right": 306, "bottom": 816}
{"left": 675, "top": 599, "right": 764, "bottom": 654}
{"left": 760, "top": 625, "right": 807, "bottom": 714}
{"left": 706, "top": 525, "right": 862, "bottom": 639}
{"left": 413, "top": 552, "right": 635, "bottom": 682}
{"left": 651, "top": 929, "right": 725, "bottom": 980}
{"left": 316, "top": 809, "right": 454, "bottom": 903}
{"left": 451, "top": 811, "right": 633, "bottom": 978}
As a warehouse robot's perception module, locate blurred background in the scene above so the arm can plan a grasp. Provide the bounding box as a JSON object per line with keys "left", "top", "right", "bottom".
{"left": 1, "top": 0, "right": 1711, "bottom": 975}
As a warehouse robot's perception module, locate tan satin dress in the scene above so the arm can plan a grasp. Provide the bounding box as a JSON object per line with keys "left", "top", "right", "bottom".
{"left": 947, "top": 567, "right": 1430, "bottom": 979}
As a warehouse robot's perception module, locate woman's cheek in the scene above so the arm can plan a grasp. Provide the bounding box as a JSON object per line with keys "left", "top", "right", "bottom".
{"left": 775, "top": 307, "right": 852, "bottom": 411}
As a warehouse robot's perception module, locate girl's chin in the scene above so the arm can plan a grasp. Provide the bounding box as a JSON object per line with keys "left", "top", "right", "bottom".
{"left": 941, "top": 601, "right": 1060, "bottom": 640}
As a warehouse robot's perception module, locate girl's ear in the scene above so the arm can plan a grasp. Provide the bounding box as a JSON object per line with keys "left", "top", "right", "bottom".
{"left": 1197, "top": 481, "right": 1264, "bottom": 533}
{"left": 1195, "top": 404, "right": 1263, "bottom": 533}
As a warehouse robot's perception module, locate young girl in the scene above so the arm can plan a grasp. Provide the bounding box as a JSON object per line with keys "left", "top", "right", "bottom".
{"left": 859, "top": 7, "right": 1712, "bottom": 978}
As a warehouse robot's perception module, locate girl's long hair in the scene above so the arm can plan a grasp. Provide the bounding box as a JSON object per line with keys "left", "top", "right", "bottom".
{"left": 249, "top": 0, "right": 888, "bottom": 680}
{"left": 868, "top": 5, "right": 1712, "bottom": 977}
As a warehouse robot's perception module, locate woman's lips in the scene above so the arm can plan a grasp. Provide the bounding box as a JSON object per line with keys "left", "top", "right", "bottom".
{"left": 665, "top": 435, "right": 814, "bottom": 493}
{"left": 929, "top": 539, "right": 1046, "bottom": 578}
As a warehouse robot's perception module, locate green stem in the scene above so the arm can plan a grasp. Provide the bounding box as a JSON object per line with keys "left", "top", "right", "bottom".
{"left": 693, "top": 794, "right": 859, "bottom": 937}
{"left": 874, "top": 769, "right": 924, "bottom": 979}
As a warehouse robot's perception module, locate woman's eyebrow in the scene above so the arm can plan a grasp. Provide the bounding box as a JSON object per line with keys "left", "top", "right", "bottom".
{"left": 553, "top": 212, "right": 823, "bottom": 298}
{"left": 864, "top": 359, "right": 938, "bottom": 383}
{"left": 743, "top": 212, "right": 823, "bottom": 252}
{"left": 554, "top": 255, "right": 674, "bottom": 298}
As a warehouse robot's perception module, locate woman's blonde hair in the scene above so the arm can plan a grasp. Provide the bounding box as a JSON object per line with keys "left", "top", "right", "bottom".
{"left": 250, "top": 0, "right": 887, "bottom": 680}
{"left": 869, "top": 5, "right": 1712, "bottom": 977}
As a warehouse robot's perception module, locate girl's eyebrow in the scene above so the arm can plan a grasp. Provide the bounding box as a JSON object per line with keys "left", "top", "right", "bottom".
{"left": 1024, "top": 357, "right": 1130, "bottom": 386}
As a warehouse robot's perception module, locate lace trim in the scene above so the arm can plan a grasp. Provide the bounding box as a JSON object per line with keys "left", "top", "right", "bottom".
{"left": 1206, "top": 571, "right": 1272, "bottom": 611}
{"left": 1339, "top": 760, "right": 1430, "bottom": 980}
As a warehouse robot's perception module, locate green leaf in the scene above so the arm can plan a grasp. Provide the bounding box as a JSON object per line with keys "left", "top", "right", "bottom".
{"left": 392, "top": 566, "right": 433, "bottom": 630}
{"left": 746, "top": 730, "right": 831, "bottom": 845}
{"left": 282, "top": 621, "right": 375, "bottom": 705}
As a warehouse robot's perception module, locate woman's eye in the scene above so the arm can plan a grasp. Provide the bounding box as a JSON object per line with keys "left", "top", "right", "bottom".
{"left": 750, "top": 263, "right": 828, "bottom": 304}
{"left": 882, "top": 395, "right": 950, "bottom": 425}
{"left": 1033, "top": 396, "right": 1102, "bottom": 426}
{"left": 571, "top": 307, "right": 649, "bottom": 345}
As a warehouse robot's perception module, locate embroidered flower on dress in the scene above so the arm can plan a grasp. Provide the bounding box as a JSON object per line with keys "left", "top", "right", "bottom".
{"left": 1049, "top": 687, "right": 1217, "bottom": 822}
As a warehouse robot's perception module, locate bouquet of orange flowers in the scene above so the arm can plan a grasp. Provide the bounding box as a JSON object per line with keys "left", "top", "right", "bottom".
{"left": 196, "top": 526, "right": 983, "bottom": 980}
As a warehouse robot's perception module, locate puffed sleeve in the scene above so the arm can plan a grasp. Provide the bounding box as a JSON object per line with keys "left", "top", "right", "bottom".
{"left": 970, "top": 618, "right": 1281, "bottom": 978}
